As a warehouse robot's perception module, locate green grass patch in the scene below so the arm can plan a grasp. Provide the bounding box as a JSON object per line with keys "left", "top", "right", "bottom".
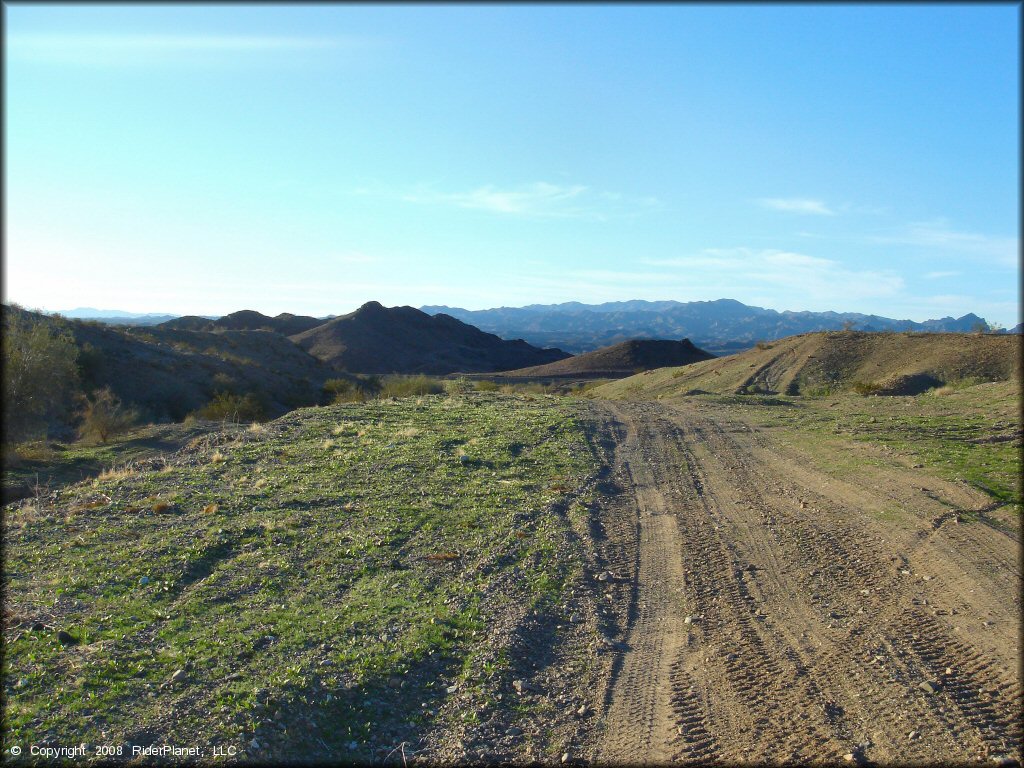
{"left": 3, "top": 393, "right": 598, "bottom": 760}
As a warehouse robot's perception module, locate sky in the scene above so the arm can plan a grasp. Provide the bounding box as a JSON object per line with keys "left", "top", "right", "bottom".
{"left": 4, "top": 4, "right": 1020, "bottom": 326}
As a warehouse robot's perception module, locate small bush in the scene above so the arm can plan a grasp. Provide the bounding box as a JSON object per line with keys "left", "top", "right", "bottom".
{"left": 195, "top": 391, "right": 267, "bottom": 422}
{"left": 474, "top": 379, "right": 499, "bottom": 392}
{"left": 78, "top": 387, "right": 139, "bottom": 443}
{"left": 324, "top": 376, "right": 380, "bottom": 403}
{"left": 850, "top": 381, "right": 882, "bottom": 396}
{"left": 379, "top": 375, "right": 444, "bottom": 398}
{"left": 755, "top": 341, "right": 774, "bottom": 351}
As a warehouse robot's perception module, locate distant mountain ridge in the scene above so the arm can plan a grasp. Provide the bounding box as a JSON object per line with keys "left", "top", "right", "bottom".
{"left": 421, "top": 299, "right": 999, "bottom": 355}
{"left": 290, "top": 301, "right": 569, "bottom": 374}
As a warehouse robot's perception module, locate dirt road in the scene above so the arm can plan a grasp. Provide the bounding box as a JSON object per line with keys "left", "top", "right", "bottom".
{"left": 587, "top": 400, "right": 1021, "bottom": 765}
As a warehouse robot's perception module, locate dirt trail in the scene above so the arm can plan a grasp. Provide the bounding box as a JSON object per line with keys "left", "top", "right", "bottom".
{"left": 588, "top": 400, "right": 1021, "bottom": 765}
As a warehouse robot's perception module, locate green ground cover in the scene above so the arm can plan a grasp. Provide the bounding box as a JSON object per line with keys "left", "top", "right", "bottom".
{"left": 3, "top": 392, "right": 597, "bottom": 761}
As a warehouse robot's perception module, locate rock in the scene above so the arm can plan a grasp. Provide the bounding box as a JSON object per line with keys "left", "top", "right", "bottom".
{"left": 446, "top": 684, "right": 459, "bottom": 694}
{"left": 170, "top": 669, "right": 188, "bottom": 684}
{"left": 512, "top": 680, "right": 530, "bottom": 694}
{"left": 843, "top": 753, "right": 857, "bottom": 763}
{"left": 908, "top": 730, "right": 920, "bottom": 740}
{"left": 561, "top": 753, "right": 570, "bottom": 763}
{"left": 139, "top": 576, "right": 150, "bottom": 585}
{"left": 918, "top": 680, "right": 940, "bottom": 694}
{"left": 944, "top": 667, "right": 953, "bottom": 676}
{"left": 249, "top": 739, "right": 260, "bottom": 751}
{"left": 506, "top": 727, "right": 523, "bottom": 737}
{"left": 56, "top": 630, "right": 77, "bottom": 646}
{"left": 31, "top": 622, "right": 45, "bottom": 632}
{"left": 576, "top": 704, "right": 589, "bottom": 716}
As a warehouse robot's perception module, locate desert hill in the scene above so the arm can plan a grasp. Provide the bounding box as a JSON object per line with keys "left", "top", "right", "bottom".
{"left": 290, "top": 301, "right": 569, "bottom": 374}
{"left": 159, "top": 309, "right": 323, "bottom": 336}
{"left": 4, "top": 306, "right": 337, "bottom": 423}
{"left": 592, "top": 331, "right": 1021, "bottom": 399}
{"left": 500, "top": 338, "right": 714, "bottom": 379}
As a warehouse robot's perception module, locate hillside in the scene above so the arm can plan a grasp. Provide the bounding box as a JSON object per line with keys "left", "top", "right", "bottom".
{"left": 591, "top": 331, "right": 1021, "bottom": 400}
{"left": 422, "top": 299, "right": 996, "bottom": 355}
{"left": 290, "top": 301, "right": 569, "bottom": 374}
{"left": 500, "top": 338, "right": 714, "bottom": 379}
{"left": 159, "top": 310, "right": 324, "bottom": 336}
{"left": 3, "top": 306, "right": 336, "bottom": 424}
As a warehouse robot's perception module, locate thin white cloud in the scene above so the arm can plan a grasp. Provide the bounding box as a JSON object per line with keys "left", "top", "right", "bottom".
{"left": 756, "top": 198, "right": 835, "bottom": 216}
{"left": 871, "top": 220, "right": 1018, "bottom": 267}
{"left": 385, "top": 182, "right": 661, "bottom": 220}
{"left": 924, "top": 270, "right": 960, "bottom": 280}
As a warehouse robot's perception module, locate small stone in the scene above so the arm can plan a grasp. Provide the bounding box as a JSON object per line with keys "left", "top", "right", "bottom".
{"left": 506, "top": 727, "right": 523, "bottom": 737}
{"left": 944, "top": 667, "right": 953, "bottom": 676}
{"left": 56, "top": 630, "right": 77, "bottom": 646}
{"left": 908, "top": 730, "right": 920, "bottom": 740}
{"left": 31, "top": 622, "right": 45, "bottom": 632}
{"left": 249, "top": 739, "right": 260, "bottom": 751}
{"left": 918, "top": 680, "right": 940, "bottom": 694}
{"left": 170, "top": 669, "right": 188, "bottom": 684}
{"left": 446, "top": 684, "right": 459, "bottom": 694}
{"left": 576, "top": 704, "right": 589, "bottom": 716}
{"left": 512, "top": 679, "right": 529, "bottom": 694}
{"left": 843, "top": 754, "right": 857, "bottom": 762}
{"left": 139, "top": 576, "right": 150, "bottom": 585}
{"left": 561, "top": 753, "right": 570, "bottom": 763}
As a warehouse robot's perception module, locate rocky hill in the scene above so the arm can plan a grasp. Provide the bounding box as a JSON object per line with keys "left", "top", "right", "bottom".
{"left": 500, "top": 338, "right": 714, "bottom": 379}
{"left": 592, "top": 331, "right": 1021, "bottom": 399}
{"left": 159, "top": 310, "right": 323, "bottom": 336}
{"left": 290, "top": 302, "right": 569, "bottom": 374}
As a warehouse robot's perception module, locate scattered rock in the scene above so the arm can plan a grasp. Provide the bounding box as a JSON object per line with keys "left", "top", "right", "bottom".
{"left": 56, "top": 630, "right": 77, "bottom": 646}
{"left": 576, "top": 704, "right": 589, "bottom": 716}
{"left": 918, "top": 680, "right": 941, "bottom": 694}
{"left": 512, "top": 680, "right": 532, "bottom": 694}
{"left": 561, "top": 753, "right": 570, "bottom": 763}
{"left": 506, "top": 727, "right": 523, "bottom": 737}
{"left": 170, "top": 669, "right": 188, "bottom": 684}
{"left": 908, "top": 730, "right": 920, "bottom": 740}
{"left": 446, "top": 684, "right": 459, "bottom": 694}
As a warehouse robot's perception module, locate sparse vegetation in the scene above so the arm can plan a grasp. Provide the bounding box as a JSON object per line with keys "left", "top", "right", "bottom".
{"left": 850, "top": 380, "right": 882, "bottom": 396}
{"left": 78, "top": 386, "right": 140, "bottom": 443}
{"left": 2, "top": 307, "right": 80, "bottom": 444}
{"left": 195, "top": 391, "right": 268, "bottom": 423}
{"left": 3, "top": 393, "right": 597, "bottom": 760}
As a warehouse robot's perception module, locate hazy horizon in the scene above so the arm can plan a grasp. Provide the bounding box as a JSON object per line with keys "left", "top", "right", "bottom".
{"left": 5, "top": 5, "right": 1020, "bottom": 326}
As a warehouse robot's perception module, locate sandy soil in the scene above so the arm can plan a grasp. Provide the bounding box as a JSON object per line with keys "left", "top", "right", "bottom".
{"left": 584, "top": 400, "right": 1021, "bottom": 765}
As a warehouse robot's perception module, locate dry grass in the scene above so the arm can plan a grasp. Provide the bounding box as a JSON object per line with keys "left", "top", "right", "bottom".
{"left": 210, "top": 451, "right": 227, "bottom": 464}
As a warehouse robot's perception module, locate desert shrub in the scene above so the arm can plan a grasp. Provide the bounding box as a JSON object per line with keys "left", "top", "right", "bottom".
{"left": 324, "top": 377, "right": 380, "bottom": 403}
{"left": 379, "top": 375, "right": 444, "bottom": 398}
{"left": 2, "top": 308, "right": 80, "bottom": 443}
{"left": 78, "top": 387, "right": 139, "bottom": 443}
{"left": 802, "top": 383, "right": 834, "bottom": 397}
{"left": 195, "top": 391, "right": 267, "bottom": 422}
{"left": 850, "top": 380, "right": 882, "bottom": 396}
{"left": 211, "top": 372, "right": 240, "bottom": 394}
{"left": 474, "top": 379, "right": 499, "bottom": 392}
{"left": 443, "top": 377, "right": 471, "bottom": 395}
{"left": 755, "top": 341, "right": 774, "bottom": 350}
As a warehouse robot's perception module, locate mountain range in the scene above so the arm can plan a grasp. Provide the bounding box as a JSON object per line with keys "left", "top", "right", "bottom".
{"left": 420, "top": 299, "right": 1002, "bottom": 355}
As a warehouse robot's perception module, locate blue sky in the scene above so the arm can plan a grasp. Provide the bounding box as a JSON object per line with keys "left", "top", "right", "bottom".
{"left": 5, "top": 4, "right": 1020, "bottom": 325}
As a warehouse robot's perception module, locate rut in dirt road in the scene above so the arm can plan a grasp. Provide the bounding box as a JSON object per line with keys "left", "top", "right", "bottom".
{"left": 590, "top": 400, "right": 1021, "bottom": 766}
